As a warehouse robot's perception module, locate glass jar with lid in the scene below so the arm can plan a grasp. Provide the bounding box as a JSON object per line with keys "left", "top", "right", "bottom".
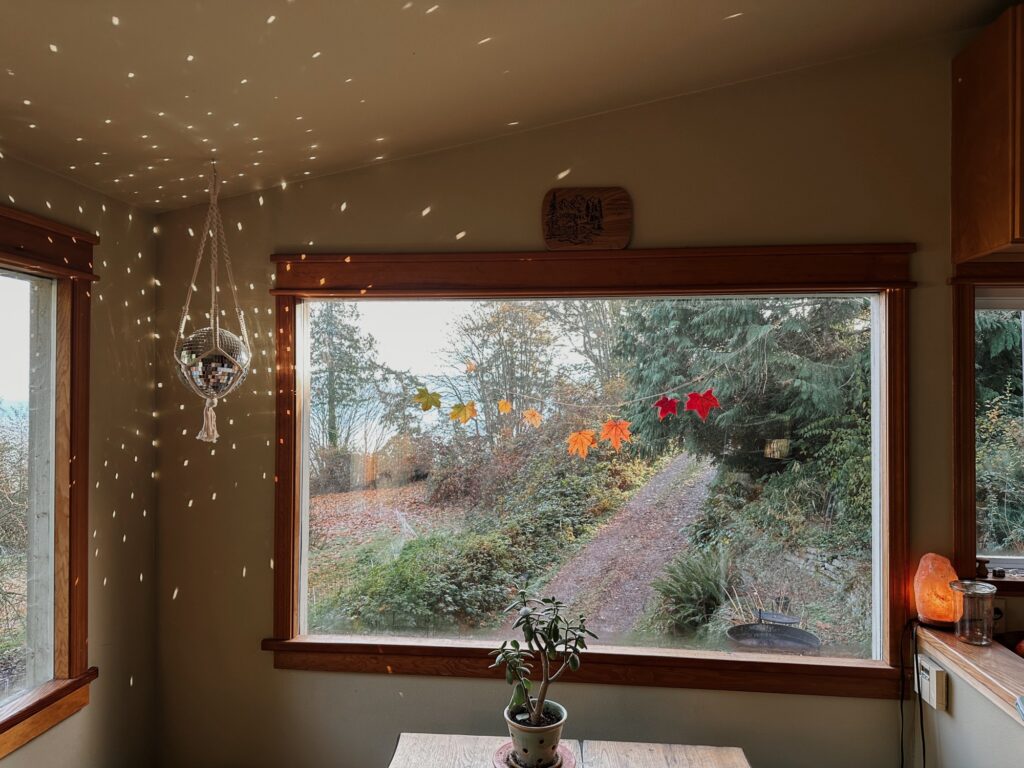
{"left": 950, "top": 580, "right": 997, "bottom": 646}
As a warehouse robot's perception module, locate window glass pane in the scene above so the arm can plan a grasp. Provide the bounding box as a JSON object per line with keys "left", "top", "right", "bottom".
{"left": 975, "top": 290, "right": 1024, "bottom": 565}
{"left": 0, "top": 269, "right": 55, "bottom": 702}
{"left": 300, "top": 296, "right": 878, "bottom": 659}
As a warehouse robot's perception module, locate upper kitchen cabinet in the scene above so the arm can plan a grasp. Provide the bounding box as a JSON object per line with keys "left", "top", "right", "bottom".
{"left": 953, "top": 5, "right": 1024, "bottom": 263}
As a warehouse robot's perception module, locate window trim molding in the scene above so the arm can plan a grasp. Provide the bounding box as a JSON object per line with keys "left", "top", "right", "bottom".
{"left": 952, "top": 261, "right": 1024, "bottom": 596}
{"left": 0, "top": 204, "right": 98, "bottom": 754}
{"left": 266, "top": 243, "right": 914, "bottom": 698}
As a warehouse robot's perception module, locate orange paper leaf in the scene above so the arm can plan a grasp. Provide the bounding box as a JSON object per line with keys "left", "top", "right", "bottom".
{"left": 465, "top": 360, "right": 478, "bottom": 373}
{"left": 567, "top": 429, "right": 597, "bottom": 459}
{"left": 522, "top": 408, "right": 543, "bottom": 428}
{"left": 600, "top": 419, "right": 632, "bottom": 451}
{"left": 498, "top": 399, "right": 513, "bottom": 415}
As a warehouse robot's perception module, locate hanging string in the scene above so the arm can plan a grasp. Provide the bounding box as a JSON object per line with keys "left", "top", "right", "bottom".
{"left": 174, "top": 160, "right": 251, "bottom": 443}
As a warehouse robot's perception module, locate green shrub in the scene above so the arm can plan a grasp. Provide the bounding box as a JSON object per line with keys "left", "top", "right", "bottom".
{"left": 977, "top": 392, "right": 1024, "bottom": 553}
{"left": 344, "top": 531, "right": 517, "bottom": 630}
{"left": 653, "top": 547, "right": 733, "bottom": 631}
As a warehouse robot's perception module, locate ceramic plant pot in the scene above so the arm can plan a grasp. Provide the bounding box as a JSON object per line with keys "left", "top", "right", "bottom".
{"left": 503, "top": 700, "right": 567, "bottom": 768}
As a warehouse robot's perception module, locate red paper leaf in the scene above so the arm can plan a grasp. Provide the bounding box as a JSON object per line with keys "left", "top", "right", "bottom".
{"left": 684, "top": 389, "right": 720, "bottom": 422}
{"left": 652, "top": 396, "right": 679, "bottom": 421}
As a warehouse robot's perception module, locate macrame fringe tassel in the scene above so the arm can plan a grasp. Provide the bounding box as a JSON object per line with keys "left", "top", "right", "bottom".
{"left": 197, "top": 398, "right": 219, "bottom": 443}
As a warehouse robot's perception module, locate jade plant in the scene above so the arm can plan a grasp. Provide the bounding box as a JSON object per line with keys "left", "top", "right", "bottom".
{"left": 489, "top": 588, "right": 597, "bottom": 726}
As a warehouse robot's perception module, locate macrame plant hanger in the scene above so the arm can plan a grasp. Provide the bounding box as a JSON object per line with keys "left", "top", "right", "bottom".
{"left": 173, "top": 161, "right": 251, "bottom": 443}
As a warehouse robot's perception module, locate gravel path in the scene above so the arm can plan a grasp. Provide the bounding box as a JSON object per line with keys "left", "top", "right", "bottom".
{"left": 538, "top": 453, "right": 714, "bottom": 640}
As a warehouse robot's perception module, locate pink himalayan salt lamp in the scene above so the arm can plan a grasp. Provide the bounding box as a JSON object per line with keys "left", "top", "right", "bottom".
{"left": 914, "top": 553, "right": 959, "bottom": 627}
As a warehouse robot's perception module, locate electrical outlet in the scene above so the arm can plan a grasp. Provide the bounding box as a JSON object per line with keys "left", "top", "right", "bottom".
{"left": 914, "top": 654, "right": 948, "bottom": 711}
{"left": 994, "top": 597, "right": 1007, "bottom": 635}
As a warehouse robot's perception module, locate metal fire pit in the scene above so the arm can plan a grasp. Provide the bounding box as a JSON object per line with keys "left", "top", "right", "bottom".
{"left": 727, "top": 610, "right": 821, "bottom": 653}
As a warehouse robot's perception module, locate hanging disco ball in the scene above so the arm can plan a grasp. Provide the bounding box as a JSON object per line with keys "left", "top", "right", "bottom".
{"left": 174, "top": 326, "right": 251, "bottom": 401}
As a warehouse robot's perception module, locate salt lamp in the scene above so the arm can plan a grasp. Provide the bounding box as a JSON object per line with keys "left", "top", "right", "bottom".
{"left": 914, "top": 553, "right": 959, "bottom": 627}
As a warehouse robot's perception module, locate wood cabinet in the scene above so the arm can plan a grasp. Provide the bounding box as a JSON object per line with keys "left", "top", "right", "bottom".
{"left": 952, "top": 5, "right": 1024, "bottom": 263}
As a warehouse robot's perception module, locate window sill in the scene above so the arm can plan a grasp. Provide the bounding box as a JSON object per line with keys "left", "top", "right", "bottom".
{"left": 262, "top": 636, "right": 899, "bottom": 699}
{"left": 918, "top": 627, "right": 1024, "bottom": 726}
{"left": 0, "top": 667, "right": 99, "bottom": 759}
{"left": 980, "top": 575, "right": 1024, "bottom": 597}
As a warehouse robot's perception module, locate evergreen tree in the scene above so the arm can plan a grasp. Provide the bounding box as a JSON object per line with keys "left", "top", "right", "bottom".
{"left": 617, "top": 296, "right": 871, "bottom": 475}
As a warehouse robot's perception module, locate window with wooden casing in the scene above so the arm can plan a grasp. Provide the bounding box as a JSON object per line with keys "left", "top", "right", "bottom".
{"left": 952, "top": 261, "right": 1024, "bottom": 597}
{"left": 0, "top": 205, "right": 97, "bottom": 757}
{"left": 264, "top": 244, "right": 913, "bottom": 699}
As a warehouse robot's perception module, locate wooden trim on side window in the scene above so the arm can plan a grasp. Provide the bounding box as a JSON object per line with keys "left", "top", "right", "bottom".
{"left": 0, "top": 204, "right": 96, "bottom": 756}
{"left": 951, "top": 261, "right": 1024, "bottom": 585}
{"left": 267, "top": 244, "right": 915, "bottom": 698}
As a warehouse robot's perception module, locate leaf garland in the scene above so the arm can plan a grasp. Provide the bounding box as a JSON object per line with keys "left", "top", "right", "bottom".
{"left": 410, "top": 375, "right": 721, "bottom": 459}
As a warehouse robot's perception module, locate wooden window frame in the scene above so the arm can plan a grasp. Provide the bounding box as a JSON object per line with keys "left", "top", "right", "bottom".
{"left": 0, "top": 205, "right": 98, "bottom": 757}
{"left": 952, "top": 261, "right": 1024, "bottom": 596}
{"left": 263, "top": 243, "right": 914, "bottom": 699}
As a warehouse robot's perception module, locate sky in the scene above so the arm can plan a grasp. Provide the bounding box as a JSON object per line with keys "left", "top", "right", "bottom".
{"left": 0, "top": 274, "right": 31, "bottom": 403}
{"left": 354, "top": 300, "right": 469, "bottom": 377}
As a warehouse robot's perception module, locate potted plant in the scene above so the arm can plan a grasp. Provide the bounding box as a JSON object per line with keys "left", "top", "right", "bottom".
{"left": 490, "top": 589, "right": 596, "bottom": 768}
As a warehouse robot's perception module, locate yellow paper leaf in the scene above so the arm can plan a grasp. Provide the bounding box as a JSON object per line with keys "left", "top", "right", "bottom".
{"left": 412, "top": 387, "right": 442, "bottom": 412}
{"left": 498, "top": 399, "right": 513, "bottom": 415}
{"left": 450, "top": 401, "right": 478, "bottom": 425}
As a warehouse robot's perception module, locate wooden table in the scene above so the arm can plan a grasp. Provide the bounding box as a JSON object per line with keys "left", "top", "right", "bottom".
{"left": 389, "top": 733, "right": 751, "bottom": 767}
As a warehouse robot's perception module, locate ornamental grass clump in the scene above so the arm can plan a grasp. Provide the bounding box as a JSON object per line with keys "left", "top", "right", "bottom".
{"left": 490, "top": 588, "right": 596, "bottom": 726}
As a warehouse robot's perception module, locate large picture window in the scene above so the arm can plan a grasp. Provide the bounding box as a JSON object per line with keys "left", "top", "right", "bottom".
{"left": 266, "top": 245, "right": 911, "bottom": 698}
{"left": 974, "top": 287, "right": 1024, "bottom": 568}
{"left": 300, "top": 295, "right": 882, "bottom": 660}
{"left": 0, "top": 270, "right": 56, "bottom": 703}
{"left": 0, "top": 204, "right": 97, "bottom": 758}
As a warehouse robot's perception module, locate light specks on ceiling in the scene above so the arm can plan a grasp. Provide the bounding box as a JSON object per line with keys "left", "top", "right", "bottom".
{"left": 0, "top": 0, "right": 1004, "bottom": 212}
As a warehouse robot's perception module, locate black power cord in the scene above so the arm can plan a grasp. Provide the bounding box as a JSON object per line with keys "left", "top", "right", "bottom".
{"left": 898, "top": 617, "right": 927, "bottom": 768}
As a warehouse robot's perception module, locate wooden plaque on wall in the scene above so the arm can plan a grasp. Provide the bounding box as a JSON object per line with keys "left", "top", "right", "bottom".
{"left": 541, "top": 186, "right": 632, "bottom": 250}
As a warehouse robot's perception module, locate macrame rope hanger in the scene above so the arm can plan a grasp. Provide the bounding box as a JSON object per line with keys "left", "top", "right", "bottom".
{"left": 173, "top": 161, "right": 251, "bottom": 443}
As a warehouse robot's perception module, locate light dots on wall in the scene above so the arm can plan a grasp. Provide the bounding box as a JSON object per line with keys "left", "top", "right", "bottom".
{"left": 455, "top": 230, "right": 467, "bottom": 240}
{"left": 557, "top": 168, "right": 572, "bottom": 180}
{"left": 111, "top": 15, "right": 120, "bottom": 26}
{"left": 49, "top": 43, "right": 59, "bottom": 53}
{"left": 185, "top": 54, "right": 195, "bottom": 62}
{"left": 478, "top": 37, "right": 492, "bottom": 45}
{"left": 421, "top": 206, "right": 431, "bottom": 216}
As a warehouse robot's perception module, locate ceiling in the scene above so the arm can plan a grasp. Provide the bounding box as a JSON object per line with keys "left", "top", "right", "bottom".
{"left": 0, "top": 0, "right": 1005, "bottom": 212}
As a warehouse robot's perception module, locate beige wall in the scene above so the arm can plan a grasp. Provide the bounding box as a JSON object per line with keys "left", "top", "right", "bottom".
{"left": 0, "top": 157, "right": 158, "bottom": 766}
{"left": 151, "top": 36, "right": 973, "bottom": 768}
{"left": 921, "top": 662, "right": 1024, "bottom": 768}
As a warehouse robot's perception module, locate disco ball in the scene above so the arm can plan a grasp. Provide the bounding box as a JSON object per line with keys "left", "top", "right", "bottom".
{"left": 175, "top": 326, "right": 251, "bottom": 401}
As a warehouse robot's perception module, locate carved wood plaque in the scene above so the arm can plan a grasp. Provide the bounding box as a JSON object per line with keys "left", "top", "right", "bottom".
{"left": 541, "top": 186, "right": 632, "bottom": 250}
